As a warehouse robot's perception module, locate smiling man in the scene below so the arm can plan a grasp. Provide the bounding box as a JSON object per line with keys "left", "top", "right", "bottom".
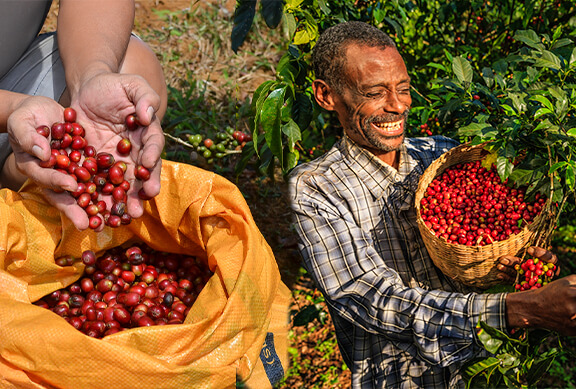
{"left": 287, "top": 21, "right": 575, "bottom": 388}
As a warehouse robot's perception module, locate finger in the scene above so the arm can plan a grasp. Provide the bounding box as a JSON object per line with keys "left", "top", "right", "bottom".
{"left": 141, "top": 157, "right": 162, "bottom": 198}
{"left": 15, "top": 152, "right": 78, "bottom": 192}
{"left": 9, "top": 126, "right": 52, "bottom": 162}
{"left": 123, "top": 76, "right": 160, "bottom": 127}
{"left": 42, "top": 189, "right": 90, "bottom": 230}
{"left": 496, "top": 263, "right": 518, "bottom": 280}
{"left": 125, "top": 186, "right": 144, "bottom": 220}
{"left": 139, "top": 122, "right": 165, "bottom": 170}
{"left": 498, "top": 255, "right": 521, "bottom": 268}
{"left": 527, "top": 246, "right": 557, "bottom": 264}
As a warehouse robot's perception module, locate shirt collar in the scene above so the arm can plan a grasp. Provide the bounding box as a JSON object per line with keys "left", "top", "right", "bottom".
{"left": 338, "top": 134, "right": 420, "bottom": 200}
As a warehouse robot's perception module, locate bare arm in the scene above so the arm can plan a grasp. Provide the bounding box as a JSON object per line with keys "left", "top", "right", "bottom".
{"left": 57, "top": 0, "right": 135, "bottom": 97}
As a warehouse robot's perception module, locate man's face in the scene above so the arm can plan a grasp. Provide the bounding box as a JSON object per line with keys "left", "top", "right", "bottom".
{"left": 333, "top": 44, "right": 412, "bottom": 156}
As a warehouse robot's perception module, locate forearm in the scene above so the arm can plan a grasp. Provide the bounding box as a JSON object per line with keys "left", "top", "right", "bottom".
{"left": 0, "top": 90, "right": 29, "bottom": 132}
{"left": 57, "top": 0, "right": 135, "bottom": 98}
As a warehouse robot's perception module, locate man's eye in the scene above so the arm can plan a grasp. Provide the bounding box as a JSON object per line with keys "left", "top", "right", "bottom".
{"left": 366, "top": 92, "right": 384, "bottom": 98}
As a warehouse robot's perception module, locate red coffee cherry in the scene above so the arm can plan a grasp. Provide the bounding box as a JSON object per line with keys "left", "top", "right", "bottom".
{"left": 63, "top": 107, "right": 77, "bottom": 123}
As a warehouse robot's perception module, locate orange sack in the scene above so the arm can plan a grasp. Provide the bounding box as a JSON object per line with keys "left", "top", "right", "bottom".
{"left": 0, "top": 160, "right": 290, "bottom": 389}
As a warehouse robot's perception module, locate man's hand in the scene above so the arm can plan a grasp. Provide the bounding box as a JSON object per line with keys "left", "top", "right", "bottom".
{"left": 71, "top": 71, "right": 164, "bottom": 221}
{"left": 505, "top": 246, "right": 576, "bottom": 336}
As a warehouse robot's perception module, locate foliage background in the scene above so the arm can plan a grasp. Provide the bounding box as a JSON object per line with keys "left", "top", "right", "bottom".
{"left": 46, "top": 1, "right": 576, "bottom": 387}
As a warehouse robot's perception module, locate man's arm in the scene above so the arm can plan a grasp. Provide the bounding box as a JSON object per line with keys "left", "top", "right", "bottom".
{"left": 57, "top": 0, "right": 134, "bottom": 97}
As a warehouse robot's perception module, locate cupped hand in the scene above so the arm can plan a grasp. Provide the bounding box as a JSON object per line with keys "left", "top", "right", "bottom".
{"left": 70, "top": 72, "right": 164, "bottom": 220}
{"left": 7, "top": 96, "right": 95, "bottom": 229}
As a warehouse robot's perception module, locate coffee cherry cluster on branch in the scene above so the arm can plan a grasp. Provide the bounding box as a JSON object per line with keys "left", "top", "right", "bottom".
{"left": 419, "top": 159, "right": 546, "bottom": 246}
{"left": 514, "top": 257, "right": 556, "bottom": 291}
{"left": 36, "top": 108, "right": 152, "bottom": 229}
{"left": 187, "top": 128, "right": 252, "bottom": 163}
{"left": 35, "top": 243, "right": 213, "bottom": 338}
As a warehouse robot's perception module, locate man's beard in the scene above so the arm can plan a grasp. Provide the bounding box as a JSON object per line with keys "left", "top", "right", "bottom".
{"left": 363, "top": 129, "right": 404, "bottom": 152}
{"left": 361, "top": 111, "right": 409, "bottom": 152}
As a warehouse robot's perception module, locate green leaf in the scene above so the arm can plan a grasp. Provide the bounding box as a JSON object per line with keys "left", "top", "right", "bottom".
{"left": 552, "top": 25, "right": 563, "bottom": 41}
{"left": 260, "top": 0, "right": 283, "bottom": 28}
{"left": 261, "top": 86, "right": 287, "bottom": 165}
{"left": 533, "top": 50, "right": 562, "bottom": 71}
{"left": 497, "top": 157, "right": 514, "bottom": 181}
{"left": 570, "top": 47, "right": 576, "bottom": 67}
{"left": 568, "top": 128, "right": 576, "bottom": 137}
{"left": 427, "top": 62, "right": 447, "bottom": 72}
{"left": 531, "top": 95, "right": 554, "bottom": 112}
{"left": 477, "top": 328, "right": 504, "bottom": 354}
{"left": 284, "top": 149, "right": 299, "bottom": 171}
{"left": 452, "top": 56, "right": 473, "bottom": 84}
{"left": 534, "top": 107, "right": 553, "bottom": 120}
{"left": 458, "top": 123, "right": 492, "bottom": 137}
{"left": 293, "top": 93, "right": 314, "bottom": 130}
{"left": 498, "top": 353, "right": 520, "bottom": 369}
{"left": 282, "top": 119, "right": 302, "bottom": 152}
{"left": 566, "top": 164, "right": 575, "bottom": 191}
{"left": 462, "top": 357, "right": 500, "bottom": 383}
{"left": 284, "top": 13, "right": 297, "bottom": 38}
{"left": 526, "top": 352, "right": 559, "bottom": 386}
{"left": 231, "top": 0, "right": 257, "bottom": 53}
{"left": 292, "top": 304, "right": 321, "bottom": 327}
{"left": 551, "top": 38, "right": 573, "bottom": 50}
{"left": 509, "top": 169, "right": 533, "bottom": 186}
{"left": 514, "top": 30, "right": 544, "bottom": 50}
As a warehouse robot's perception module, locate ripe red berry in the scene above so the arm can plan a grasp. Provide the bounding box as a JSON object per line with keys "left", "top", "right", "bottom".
{"left": 108, "top": 165, "right": 125, "bottom": 186}
{"left": 36, "top": 125, "right": 50, "bottom": 138}
{"left": 51, "top": 123, "right": 66, "bottom": 140}
{"left": 55, "top": 154, "right": 71, "bottom": 169}
{"left": 96, "top": 152, "right": 115, "bottom": 170}
{"left": 134, "top": 165, "right": 151, "bottom": 181}
{"left": 203, "top": 138, "right": 214, "bottom": 148}
{"left": 63, "top": 107, "right": 77, "bottom": 123}
{"left": 116, "top": 138, "right": 132, "bottom": 155}
{"left": 74, "top": 167, "right": 92, "bottom": 183}
{"left": 125, "top": 114, "right": 140, "bottom": 131}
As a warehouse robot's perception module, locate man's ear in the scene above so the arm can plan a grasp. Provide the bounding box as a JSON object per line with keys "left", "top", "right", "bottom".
{"left": 312, "top": 79, "right": 337, "bottom": 111}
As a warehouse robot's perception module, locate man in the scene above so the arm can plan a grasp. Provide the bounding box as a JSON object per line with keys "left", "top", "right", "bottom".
{"left": 0, "top": 0, "right": 167, "bottom": 230}
{"left": 288, "top": 21, "right": 576, "bottom": 388}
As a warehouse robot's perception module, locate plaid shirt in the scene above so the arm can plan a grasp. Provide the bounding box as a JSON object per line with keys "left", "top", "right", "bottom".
{"left": 288, "top": 135, "right": 508, "bottom": 389}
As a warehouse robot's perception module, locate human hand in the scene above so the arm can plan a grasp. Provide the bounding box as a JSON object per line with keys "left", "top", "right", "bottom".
{"left": 504, "top": 247, "right": 576, "bottom": 335}
{"left": 6, "top": 72, "right": 164, "bottom": 230}
{"left": 496, "top": 246, "right": 560, "bottom": 285}
{"left": 69, "top": 72, "right": 164, "bottom": 220}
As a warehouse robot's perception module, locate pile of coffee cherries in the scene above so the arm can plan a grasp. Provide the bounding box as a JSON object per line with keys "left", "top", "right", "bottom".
{"left": 35, "top": 243, "right": 212, "bottom": 338}
{"left": 419, "top": 159, "right": 546, "bottom": 246}
{"left": 514, "top": 257, "right": 557, "bottom": 291}
{"left": 36, "top": 108, "right": 152, "bottom": 229}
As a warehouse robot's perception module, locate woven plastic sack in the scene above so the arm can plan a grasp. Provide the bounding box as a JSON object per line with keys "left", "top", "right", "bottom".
{"left": 0, "top": 160, "right": 290, "bottom": 389}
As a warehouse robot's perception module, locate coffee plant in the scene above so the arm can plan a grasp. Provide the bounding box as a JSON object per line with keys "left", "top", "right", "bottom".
{"left": 232, "top": 0, "right": 576, "bottom": 178}
{"left": 461, "top": 320, "right": 562, "bottom": 389}
{"left": 433, "top": 28, "right": 576, "bottom": 235}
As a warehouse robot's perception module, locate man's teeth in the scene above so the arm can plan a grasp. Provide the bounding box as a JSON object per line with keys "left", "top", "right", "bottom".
{"left": 372, "top": 120, "right": 402, "bottom": 132}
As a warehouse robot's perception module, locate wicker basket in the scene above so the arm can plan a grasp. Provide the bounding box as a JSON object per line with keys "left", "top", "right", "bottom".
{"left": 414, "top": 143, "right": 549, "bottom": 289}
